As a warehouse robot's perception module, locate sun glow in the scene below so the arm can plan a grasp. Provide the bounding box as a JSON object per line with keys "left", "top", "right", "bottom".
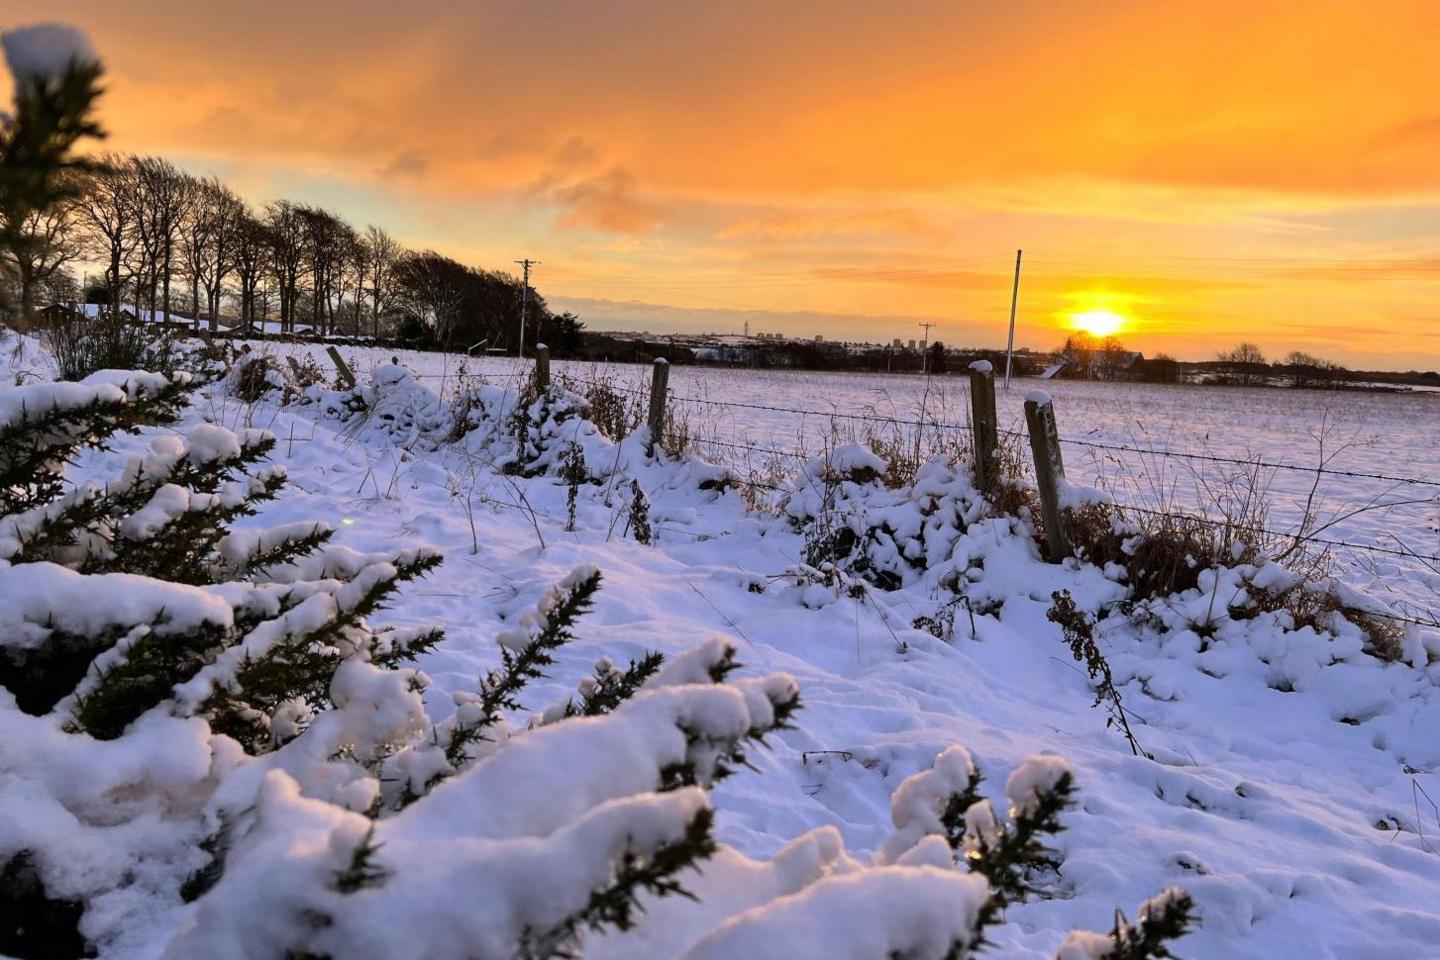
{"left": 1068, "top": 308, "right": 1129, "bottom": 338}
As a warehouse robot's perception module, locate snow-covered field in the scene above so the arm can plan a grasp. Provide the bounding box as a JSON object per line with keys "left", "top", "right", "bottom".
{"left": 5, "top": 331, "right": 1440, "bottom": 958}
{"left": 262, "top": 341, "right": 1440, "bottom": 622}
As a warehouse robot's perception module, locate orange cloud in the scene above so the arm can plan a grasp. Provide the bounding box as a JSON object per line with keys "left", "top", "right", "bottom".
{"left": 5, "top": 0, "right": 1439, "bottom": 368}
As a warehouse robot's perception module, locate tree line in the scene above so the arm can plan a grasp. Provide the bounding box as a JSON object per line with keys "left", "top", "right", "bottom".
{"left": 0, "top": 153, "right": 583, "bottom": 353}
{"left": 1049, "top": 332, "right": 1369, "bottom": 388}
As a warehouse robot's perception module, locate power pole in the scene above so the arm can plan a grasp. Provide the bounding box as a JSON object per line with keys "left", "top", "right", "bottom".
{"left": 918, "top": 321, "right": 936, "bottom": 375}
{"left": 1004, "top": 249, "right": 1022, "bottom": 389}
{"left": 514, "top": 258, "right": 540, "bottom": 358}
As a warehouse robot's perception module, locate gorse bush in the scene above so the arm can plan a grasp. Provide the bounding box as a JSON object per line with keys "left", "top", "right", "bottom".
{"left": 0, "top": 373, "right": 440, "bottom": 745}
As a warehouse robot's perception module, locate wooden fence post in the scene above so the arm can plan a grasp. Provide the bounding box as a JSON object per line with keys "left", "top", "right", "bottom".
{"left": 968, "top": 360, "right": 998, "bottom": 494}
{"left": 534, "top": 343, "right": 551, "bottom": 391}
{"left": 325, "top": 346, "right": 356, "bottom": 389}
{"left": 1024, "top": 392, "right": 1072, "bottom": 560}
{"left": 647, "top": 358, "right": 670, "bottom": 446}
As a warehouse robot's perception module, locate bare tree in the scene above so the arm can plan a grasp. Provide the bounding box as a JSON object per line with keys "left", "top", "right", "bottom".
{"left": 180, "top": 178, "right": 244, "bottom": 332}
{"left": 364, "top": 224, "right": 400, "bottom": 338}
{"left": 392, "top": 250, "right": 469, "bottom": 345}
{"left": 1056, "top": 332, "right": 1098, "bottom": 379}
{"left": 133, "top": 156, "right": 196, "bottom": 323}
{"left": 233, "top": 211, "right": 270, "bottom": 334}
{"left": 73, "top": 153, "right": 138, "bottom": 316}
{"left": 1218, "top": 342, "right": 1266, "bottom": 386}
{"left": 1094, "top": 335, "right": 1130, "bottom": 381}
{"left": 2, "top": 195, "right": 83, "bottom": 318}
{"left": 265, "top": 201, "right": 305, "bottom": 334}
{"left": 298, "top": 205, "right": 355, "bottom": 336}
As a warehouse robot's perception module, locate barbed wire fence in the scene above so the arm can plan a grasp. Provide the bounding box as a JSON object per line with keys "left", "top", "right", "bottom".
{"left": 301, "top": 341, "right": 1439, "bottom": 630}
{"left": 546, "top": 360, "right": 1440, "bottom": 630}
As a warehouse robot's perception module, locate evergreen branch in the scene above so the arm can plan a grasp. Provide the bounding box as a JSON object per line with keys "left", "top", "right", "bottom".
{"left": 0, "top": 379, "right": 187, "bottom": 515}
{"left": 222, "top": 524, "right": 335, "bottom": 582}
{"left": 370, "top": 626, "right": 446, "bottom": 668}
{"left": 446, "top": 569, "right": 603, "bottom": 767}
{"left": 68, "top": 619, "right": 231, "bottom": 740}
{"left": 939, "top": 766, "right": 987, "bottom": 853}
{"left": 564, "top": 651, "right": 664, "bottom": 718}
{"left": 967, "top": 771, "right": 1076, "bottom": 937}
{"left": 333, "top": 827, "right": 389, "bottom": 894}
{"left": 206, "top": 550, "right": 443, "bottom": 752}
{"left": 522, "top": 807, "right": 716, "bottom": 959}
{"left": 660, "top": 685, "right": 802, "bottom": 790}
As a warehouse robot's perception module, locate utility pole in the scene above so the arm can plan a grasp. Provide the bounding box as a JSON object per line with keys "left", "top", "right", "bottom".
{"left": 1003, "top": 249, "right": 1022, "bottom": 389}
{"left": 514, "top": 258, "right": 540, "bottom": 358}
{"left": 918, "top": 321, "right": 936, "bottom": 375}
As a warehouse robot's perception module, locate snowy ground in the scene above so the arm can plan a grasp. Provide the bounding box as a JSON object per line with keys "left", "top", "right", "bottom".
{"left": 6, "top": 331, "right": 1440, "bottom": 957}
{"left": 248, "top": 341, "right": 1440, "bottom": 623}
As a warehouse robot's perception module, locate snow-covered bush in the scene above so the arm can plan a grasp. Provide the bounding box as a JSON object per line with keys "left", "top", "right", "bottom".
{"left": 165, "top": 574, "right": 809, "bottom": 960}
{"left": 0, "top": 370, "right": 445, "bottom": 953}
{"left": 0, "top": 370, "right": 189, "bottom": 513}
{"left": 227, "top": 351, "right": 287, "bottom": 404}
{"left": 787, "top": 447, "right": 989, "bottom": 591}
{"left": 502, "top": 380, "right": 594, "bottom": 476}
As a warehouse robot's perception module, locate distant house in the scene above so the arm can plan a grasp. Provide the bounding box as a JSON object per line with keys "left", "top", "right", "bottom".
{"left": 1039, "top": 361, "right": 1066, "bottom": 380}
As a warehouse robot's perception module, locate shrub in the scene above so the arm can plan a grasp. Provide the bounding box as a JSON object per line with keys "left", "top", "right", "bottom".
{"left": 43, "top": 310, "right": 177, "bottom": 382}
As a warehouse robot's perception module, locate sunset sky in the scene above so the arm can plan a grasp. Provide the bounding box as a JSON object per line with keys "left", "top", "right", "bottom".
{"left": 10, "top": 1, "right": 1440, "bottom": 369}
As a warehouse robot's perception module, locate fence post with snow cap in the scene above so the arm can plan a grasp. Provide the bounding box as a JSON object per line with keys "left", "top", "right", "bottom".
{"left": 534, "top": 343, "right": 550, "bottom": 391}
{"left": 968, "top": 360, "right": 998, "bottom": 494}
{"left": 648, "top": 358, "right": 670, "bottom": 444}
{"left": 325, "top": 346, "right": 356, "bottom": 389}
{"left": 1023, "top": 390, "right": 1072, "bottom": 561}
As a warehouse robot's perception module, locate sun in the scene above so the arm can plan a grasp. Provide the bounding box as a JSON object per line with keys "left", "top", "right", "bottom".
{"left": 1068, "top": 308, "right": 1128, "bottom": 338}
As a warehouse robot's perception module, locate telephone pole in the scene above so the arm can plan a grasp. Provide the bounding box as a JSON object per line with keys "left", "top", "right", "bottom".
{"left": 918, "top": 321, "right": 936, "bottom": 374}
{"left": 1003, "top": 249, "right": 1022, "bottom": 389}
{"left": 515, "top": 258, "right": 540, "bottom": 358}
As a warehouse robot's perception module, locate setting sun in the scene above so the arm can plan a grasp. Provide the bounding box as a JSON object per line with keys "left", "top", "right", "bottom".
{"left": 1068, "top": 308, "right": 1129, "bottom": 339}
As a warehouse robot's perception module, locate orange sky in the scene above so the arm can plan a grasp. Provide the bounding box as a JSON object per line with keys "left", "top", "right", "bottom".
{"left": 9, "top": 0, "right": 1440, "bottom": 368}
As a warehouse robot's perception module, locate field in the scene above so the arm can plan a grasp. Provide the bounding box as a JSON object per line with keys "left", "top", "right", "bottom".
{"left": 5, "top": 331, "right": 1440, "bottom": 958}
{"left": 275, "top": 341, "right": 1440, "bottom": 621}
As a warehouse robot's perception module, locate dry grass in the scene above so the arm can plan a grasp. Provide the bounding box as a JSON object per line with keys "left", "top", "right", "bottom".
{"left": 232, "top": 353, "right": 283, "bottom": 404}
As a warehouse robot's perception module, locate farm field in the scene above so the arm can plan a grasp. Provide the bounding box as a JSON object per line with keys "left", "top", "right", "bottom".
{"left": 266, "top": 341, "right": 1440, "bottom": 623}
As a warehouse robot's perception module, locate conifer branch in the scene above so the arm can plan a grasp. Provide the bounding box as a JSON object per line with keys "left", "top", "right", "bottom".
{"left": 446, "top": 569, "right": 602, "bottom": 767}
{"left": 563, "top": 651, "right": 665, "bottom": 718}
{"left": 520, "top": 808, "right": 716, "bottom": 960}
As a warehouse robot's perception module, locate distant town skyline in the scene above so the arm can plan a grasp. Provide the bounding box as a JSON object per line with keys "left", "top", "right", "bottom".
{"left": 12, "top": 0, "right": 1439, "bottom": 370}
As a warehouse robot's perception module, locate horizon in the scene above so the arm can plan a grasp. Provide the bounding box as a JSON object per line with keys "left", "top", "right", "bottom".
{"left": 8, "top": 0, "right": 1440, "bottom": 371}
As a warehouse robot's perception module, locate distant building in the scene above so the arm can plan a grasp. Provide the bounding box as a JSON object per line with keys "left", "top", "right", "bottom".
{"left": 815, "top": 334, "right": 824, "bottom": 342}
{"left": 892, "top": 338, "right": 903, "bottom": 348}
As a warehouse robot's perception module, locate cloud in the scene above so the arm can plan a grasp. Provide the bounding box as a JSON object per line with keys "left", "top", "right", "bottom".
{"left": 547, "top": 168, "right": 663, "bottom": 234}
{"left": 717, "top": 208, "right": 947, "bottom": 243}
{"left": 554, "top": 135, "right": 600, "bottom": 168}
{"left": 379, "top": 149, "right": 430, "bottom": 180}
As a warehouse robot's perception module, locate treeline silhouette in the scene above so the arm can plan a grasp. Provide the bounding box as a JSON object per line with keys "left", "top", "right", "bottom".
{"left": 1, "top": 153, "right": 582, "bottom": 354}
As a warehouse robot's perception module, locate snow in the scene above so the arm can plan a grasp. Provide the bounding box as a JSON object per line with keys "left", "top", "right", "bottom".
{"left": 968, "top": 360, "right": 993, "bottom": 373}
{"left": 683, "top": 866, "right": 990, "bottom": 960}
{"left": 0, "top": 561, "right": 233, "bottom": 651}
{"left": 1026, "top": 389, "right": 1053, "bottom": 406}
{"left": 1, "top": 23, "right": 97, "bottom": 89}
{"left": 2, "top": 332, "right": 1439, "bottom": 957}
